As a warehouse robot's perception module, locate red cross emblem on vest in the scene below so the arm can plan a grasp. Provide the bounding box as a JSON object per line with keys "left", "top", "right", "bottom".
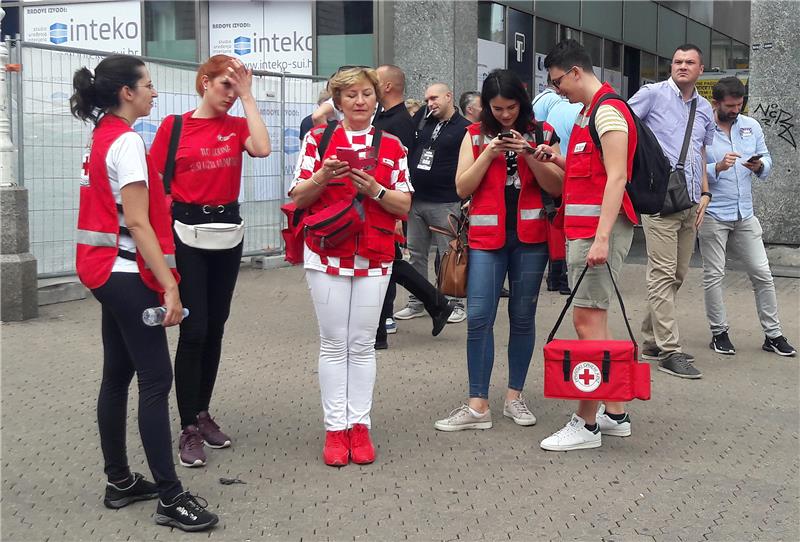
{"left": 80, "top": 152, "right": 90, "bottom": 186}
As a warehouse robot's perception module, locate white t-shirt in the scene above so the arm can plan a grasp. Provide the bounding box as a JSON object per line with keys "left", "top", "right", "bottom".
{"left": 106, "top": 132, "right": 149, "bottom": 272}
{"left": 323, "top": 97, "right": 345, "bottom": 121}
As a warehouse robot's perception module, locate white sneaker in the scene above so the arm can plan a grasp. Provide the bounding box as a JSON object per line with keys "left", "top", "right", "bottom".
{"left": 394, "top": 305, "right": 425, "bottom": 320}
{"left": 434, "top": 405, "right": 492, "bottom": 431}
{"left": 503, "top": 395, "right": 537, "bottom": 426}
{"left": 540, "top": 414, "right": 601, "bottom": 451}
{"left": 385, "top": 318, "right": 397, "bottom": 334}
{"left": 447, "top": 306, "right": 466, "bottom": 323}
{"left": 596, "top": 404, "right": 631, "bottom": 437}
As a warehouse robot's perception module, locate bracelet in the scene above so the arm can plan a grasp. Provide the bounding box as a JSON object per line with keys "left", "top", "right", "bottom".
{"left": 309, "top": 176, "right": 324, "bottom": 187}
{"left": 701, "top": 191, "right": 713, "bottom": 200}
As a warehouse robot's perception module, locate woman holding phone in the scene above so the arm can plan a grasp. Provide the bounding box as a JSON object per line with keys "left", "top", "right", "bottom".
{"left": 434, "top": 69, "right": 564, "bottom": 432}
{"left": 290, "top": 67, "right": 412, "bottom": 466}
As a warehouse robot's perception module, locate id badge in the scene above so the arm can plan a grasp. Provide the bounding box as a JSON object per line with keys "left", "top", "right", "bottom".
{"left": 418, "top": 148, "right": 435, "bottom": 171}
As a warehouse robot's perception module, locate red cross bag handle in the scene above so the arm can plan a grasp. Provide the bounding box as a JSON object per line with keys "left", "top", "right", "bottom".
{"left": 546, "top": 262, "right": 638, "bottom": 348}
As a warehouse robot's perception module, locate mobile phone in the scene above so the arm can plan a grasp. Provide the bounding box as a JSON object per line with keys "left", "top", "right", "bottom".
{"left": 498, "top": 131, "right": 514, "bottom": 139}
{"left": 336, "top": 146, "right": 377, "bottom": 171}
{"left": 747, "top": 154, "right": 763, "bottom": 163}
{"left": 521, "top": 146, "right": 551, "bottom": 158}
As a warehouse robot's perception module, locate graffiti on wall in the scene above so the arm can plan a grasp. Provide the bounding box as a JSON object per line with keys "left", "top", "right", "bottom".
{"left": 753, "top": 103, "right": 796, "bottom": 150}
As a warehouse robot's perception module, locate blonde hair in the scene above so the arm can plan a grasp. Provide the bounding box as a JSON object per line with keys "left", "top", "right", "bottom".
{"left": 328, "top": 67, "right": 381, "bottom": 110}
{"left": 405, "top": 98, "right": 423, "bottom": 115}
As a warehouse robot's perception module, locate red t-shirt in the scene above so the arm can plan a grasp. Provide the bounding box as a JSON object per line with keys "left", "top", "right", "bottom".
{"left": 150, "top": 111, "right": 250, "bottom": 205}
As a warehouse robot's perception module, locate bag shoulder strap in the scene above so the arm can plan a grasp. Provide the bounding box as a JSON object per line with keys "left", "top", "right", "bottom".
{"left": 546, "top": 263, "right": 637, "bottom": 350}
{"left": 163, "top": 114, "right": 183, "bottom": 195}
{"left": 676, "top": 98, "right": 697, "bottom": 168}
{"left": 588, "top": 93, "right": 629, "bottom": 153}
{"left": 317, "top": 119, "right": 339, "bottom": 159}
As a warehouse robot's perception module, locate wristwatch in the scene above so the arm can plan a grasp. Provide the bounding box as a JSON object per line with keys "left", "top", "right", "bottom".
{"left": 372, "top": 186, "right": 387, "bottom": 201}
{"left": 701, "top": 191, "right": 713, "bottom": 200}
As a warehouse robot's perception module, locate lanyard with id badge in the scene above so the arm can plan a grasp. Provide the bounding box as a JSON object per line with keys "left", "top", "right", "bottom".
{"left": 417, "top": 120, "right": 449, "bottom": 171}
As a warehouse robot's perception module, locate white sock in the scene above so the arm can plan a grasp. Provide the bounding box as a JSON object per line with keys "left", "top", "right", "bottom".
{"left": 468, "top": 406, "right": 485, "bottom": 418}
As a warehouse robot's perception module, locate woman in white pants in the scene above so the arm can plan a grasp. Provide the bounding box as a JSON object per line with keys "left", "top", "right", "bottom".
{"left": 290, "top": 67, "right": 412, "bottom": 466}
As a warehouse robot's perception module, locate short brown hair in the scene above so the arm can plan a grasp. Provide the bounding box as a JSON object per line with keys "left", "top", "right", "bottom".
{"left": 329, "top": 67, "right": 381, "bottom": 110}
{"left": 195, "top": 55, "right": 233, "bottom": 97}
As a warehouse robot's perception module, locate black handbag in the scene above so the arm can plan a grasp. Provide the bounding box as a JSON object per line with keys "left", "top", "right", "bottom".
{"left": 660, "top": 98, "right": 696, "bottom": 216}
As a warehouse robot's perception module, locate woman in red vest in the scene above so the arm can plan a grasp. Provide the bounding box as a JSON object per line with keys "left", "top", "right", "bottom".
{"left": 434, "top": 69, "right": 564, "bottom": 432}
{"left": 70, "top": 55, "right": 217, "bottom": 531}
{"left": 290, "top": 67, "right": 412, "bottom": 466}
{"left": 150, "top": 56, "right": 270, "bottom": 468}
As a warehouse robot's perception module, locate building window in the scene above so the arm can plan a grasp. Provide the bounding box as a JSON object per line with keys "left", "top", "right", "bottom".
{"left": 315, "top": 0, "right": 373, "bottom": 77}
{"left": 560, "top": 26, "right": 580, "bottom": 42}
{"left": 711, "top": 31, "right": 732, "bottom": 71}
{"left": 535, "top": 18, "right": 557, "bottom": 55}
{"left": 604, "top": 40, "right": 623, "bottom": 93}
{"left": 582, "top": 32, "right": 603, "bottom": 74}
{"left": 478, "top": 2, "right": 505, "bottom": 43}
{"left": 640, "top": 51, "right": 657, "bottom": 85}
{"left": 658, "top": 56, "right": 671, "bottom": 81}
{"left": 145, "top": 1, "right": 196, "bottom": 62}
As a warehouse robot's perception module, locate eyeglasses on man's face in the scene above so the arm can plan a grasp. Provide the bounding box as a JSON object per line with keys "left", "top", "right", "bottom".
{"left": 549, "top": 66, "right": 577, "bottom": 89}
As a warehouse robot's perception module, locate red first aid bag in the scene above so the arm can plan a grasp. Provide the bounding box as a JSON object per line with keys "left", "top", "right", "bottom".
{"left": 281, "top": 202, "right": 305, "bottom": 265}
{"left": 543, "top": 263, "right": 651, "bottom": 402}
{"left": 303, "top": 197, "right": 365, "bottom": 258}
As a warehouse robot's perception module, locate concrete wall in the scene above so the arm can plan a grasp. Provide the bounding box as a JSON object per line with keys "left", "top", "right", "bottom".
{"left": 749, "top": 0, "right": 800, "bottom": 245}
{"left": 380, "top": 1, "right": 478, "bottom": 104}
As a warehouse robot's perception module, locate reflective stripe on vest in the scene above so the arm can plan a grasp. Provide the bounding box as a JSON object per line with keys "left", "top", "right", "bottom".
{"left": 565, "top": 204, "right": 602, "bottom": 217}
{"left": 144, "top": 254, "right": 177, "bottom": 269}
{"left": 76, "top": 229, "right": 117, "bottom": 247}
{"left": 520, "top": 208, "right": 545, "bottom": 220}
{"left": 471, "top": 214, "right": 498, "bottom": 226}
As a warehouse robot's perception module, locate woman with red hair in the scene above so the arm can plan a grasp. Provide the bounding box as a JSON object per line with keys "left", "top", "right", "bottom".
{"left": 150, "top": 55, "right": 270, "bottom": 468}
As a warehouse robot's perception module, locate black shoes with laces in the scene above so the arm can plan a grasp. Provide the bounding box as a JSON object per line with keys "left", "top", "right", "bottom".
{"left": 762, "top": 335, "right": 797, "bottom": 357}
{"left": 154, "top": 491, "right": 219, "bottom": 532}
{"left": 103, "top": 472, "right": 158, "bottom": 509}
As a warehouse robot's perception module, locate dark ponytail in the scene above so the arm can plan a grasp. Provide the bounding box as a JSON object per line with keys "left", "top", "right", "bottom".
{"left": 70, "top": 54, "right": 146, "bottom": 124}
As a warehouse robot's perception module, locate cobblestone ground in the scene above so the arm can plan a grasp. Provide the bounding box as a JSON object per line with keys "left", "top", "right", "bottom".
{"left": 2, "top": 263, "right": 798, "bottom": 541}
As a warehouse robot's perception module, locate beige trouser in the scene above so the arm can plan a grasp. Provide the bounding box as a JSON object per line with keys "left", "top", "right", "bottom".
{"left": 640, "top": 204, "right": 698, "bottom": 356}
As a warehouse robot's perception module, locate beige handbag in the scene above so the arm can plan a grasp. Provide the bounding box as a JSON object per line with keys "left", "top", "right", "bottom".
{"left": 429, "top": 213, "right": 469, "bottom": 298}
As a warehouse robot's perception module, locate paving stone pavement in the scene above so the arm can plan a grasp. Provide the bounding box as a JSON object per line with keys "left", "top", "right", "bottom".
{"left": 2, "top": 263, "right": 798, "bottom": 541}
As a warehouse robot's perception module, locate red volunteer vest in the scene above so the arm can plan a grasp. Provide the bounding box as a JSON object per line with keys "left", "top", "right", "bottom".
{"left": 467, "top": 121, "right": 556, "bottom": 250}
{"left": 76, "top": 115, "right": 178, "bottom": 292}
{"left": 306, "top": 123, "right": 403, "bottom": 262}
{"left": 561, "top": 83, "right": 638, "bottom": 240}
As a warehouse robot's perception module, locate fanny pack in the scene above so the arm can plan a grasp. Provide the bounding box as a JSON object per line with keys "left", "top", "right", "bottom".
{"left": 173, "top": 202, "right": 244, "bottom": 251}
{"left": 302, "top": 128, "right": 384, "bottom": 257}
{"left": 303, "top": 197, "right": 365, "bottom": 257}
{"left": 163, "top": 116, "right": 244, "bottom": 251}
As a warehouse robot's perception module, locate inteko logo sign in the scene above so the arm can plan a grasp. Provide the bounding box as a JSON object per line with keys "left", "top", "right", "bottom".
{"left": 47, "top": 17, "right": 139, "bottom": 45}
{"left": 49, "top": 23, "right": 68, "bottom": 44}
{"left": 234, "top": 36, "right": 252, "bottom": 56}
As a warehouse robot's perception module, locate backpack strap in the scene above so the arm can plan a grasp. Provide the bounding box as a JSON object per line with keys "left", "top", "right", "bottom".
{"left": 162, "top": 114, "right": 183, "bottom": 195}
{"left": 587, "top": 92, "right": 629, "bottom": 155}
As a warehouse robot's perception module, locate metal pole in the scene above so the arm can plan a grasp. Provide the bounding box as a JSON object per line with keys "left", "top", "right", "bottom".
{"left": 279, "top": 73, "right": 286, "bottom": 253}
{"left": 14, "top": 33, "right": 23, "bottom": 187}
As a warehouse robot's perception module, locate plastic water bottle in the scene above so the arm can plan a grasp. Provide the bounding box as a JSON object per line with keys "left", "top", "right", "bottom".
{"left": 142, "top": 306, "right": 190, "bottom": 326}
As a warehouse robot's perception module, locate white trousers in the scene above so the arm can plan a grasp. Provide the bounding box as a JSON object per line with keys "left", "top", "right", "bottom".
{"left": 306, "top": 270, "right": 390, "bottom": 431}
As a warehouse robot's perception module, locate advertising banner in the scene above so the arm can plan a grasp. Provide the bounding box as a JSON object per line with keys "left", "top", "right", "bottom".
{"left": 23, "top": 1, "right": 142, "bottom": 55}
{"left": 506, "top": 9, "right": 533, "bottom": 91}
{"left": 209, "top": 1, "right": 313, "bottom": 74}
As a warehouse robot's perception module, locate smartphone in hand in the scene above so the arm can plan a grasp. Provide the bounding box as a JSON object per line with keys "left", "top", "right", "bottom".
{"left": 498, "top": 131, "right": 514, "bottom": 139}
{"left": 747, "top": 154, "right": 763, "bottom": 163}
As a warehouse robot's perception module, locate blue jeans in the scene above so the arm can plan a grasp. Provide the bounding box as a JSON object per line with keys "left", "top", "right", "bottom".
{"left": 466, "top": 231, "right": 548, "bottom": 399}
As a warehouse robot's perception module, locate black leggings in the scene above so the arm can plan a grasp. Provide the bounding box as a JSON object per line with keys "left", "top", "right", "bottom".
{"left": 93, "top": 273, "right": 182, "bottom": 501}
{"left": 174, "top": 236, "right": 242, "bottom": 429}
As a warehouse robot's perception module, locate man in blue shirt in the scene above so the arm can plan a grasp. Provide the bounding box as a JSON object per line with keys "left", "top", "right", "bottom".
{"left": 700, "top": 77, "right": 796, "bottom": 357}
{"left": 628, "top": 44, "right": 715, "bottom": 379}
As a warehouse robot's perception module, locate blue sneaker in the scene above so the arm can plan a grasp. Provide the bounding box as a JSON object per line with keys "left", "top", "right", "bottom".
{"left": 385, "top": 318, "right": 397, "bottom": 334}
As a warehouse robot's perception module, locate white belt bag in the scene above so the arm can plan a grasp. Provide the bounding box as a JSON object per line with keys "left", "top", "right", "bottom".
{"left": 174, "top": 220, "right": 245, "bottom": 250}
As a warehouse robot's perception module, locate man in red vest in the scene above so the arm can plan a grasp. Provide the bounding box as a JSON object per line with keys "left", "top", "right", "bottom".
{"left": 538, "top": 39, "right": 639, "bottom": 451}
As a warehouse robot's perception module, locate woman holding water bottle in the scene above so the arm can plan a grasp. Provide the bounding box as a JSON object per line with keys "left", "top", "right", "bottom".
{"left": 71, "top": 54, "right": 218, "bottom": 531}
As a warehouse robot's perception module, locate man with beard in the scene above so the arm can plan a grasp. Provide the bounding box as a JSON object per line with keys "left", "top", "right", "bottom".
{"left": 699, "top": 76, "right": 795, "bottom": 357}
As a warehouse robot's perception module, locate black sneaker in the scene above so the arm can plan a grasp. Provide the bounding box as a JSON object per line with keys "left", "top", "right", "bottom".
{"left": 155, "top": 492, "right": 219, "bottom": 532}
{"left": 103, "top": 473, "right": 158, "bottom": 509}
{"left": 432, "top": 300, "right": 455, "bottom": 337}
{"left": 642, "top": 347, "right": 695, "bottom": 362}
{"left": 710, "top": 331, "right": 736, "bottom": 355}
{"left": 762, "top": 335, "right": 797, "bottom": 357}
{"left": 657, "top": 352, "right": 703, "bottom": 379}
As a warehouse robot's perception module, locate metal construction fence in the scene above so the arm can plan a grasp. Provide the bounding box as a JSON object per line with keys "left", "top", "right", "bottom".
{"left": 6, "top": 39, "right": 327, "bottom": 277}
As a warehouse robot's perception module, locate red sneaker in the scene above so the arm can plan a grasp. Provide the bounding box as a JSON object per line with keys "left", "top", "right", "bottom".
{"left": 349, "top": 424, "right": 375, "bottom": 464}
{"left": 323, "top": 430, "right": 349, "bottom": 467}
